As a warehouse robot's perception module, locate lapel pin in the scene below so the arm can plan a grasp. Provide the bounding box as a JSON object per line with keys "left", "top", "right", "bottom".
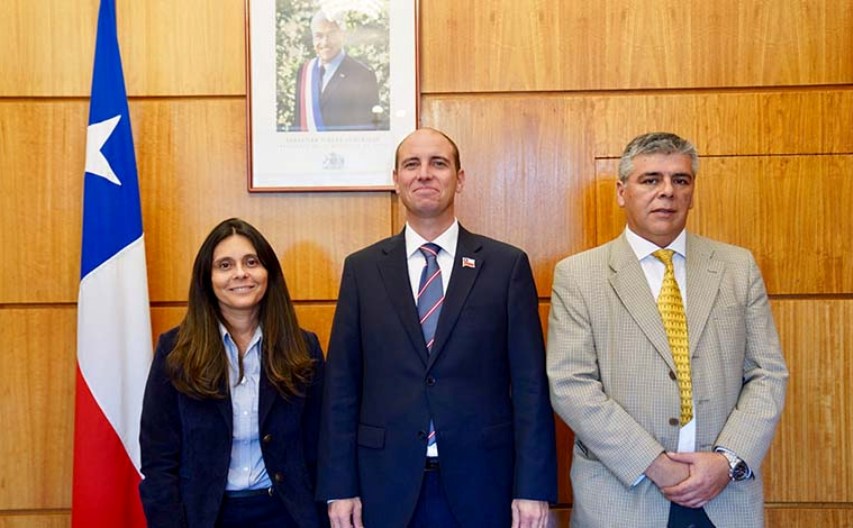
{"left": 462, "top": 257, "right": 476, "bottom": 269}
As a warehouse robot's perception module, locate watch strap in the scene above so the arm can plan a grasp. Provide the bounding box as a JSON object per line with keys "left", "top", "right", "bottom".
{"left": 714, "top": 447, "right": 752, "bottom": 481}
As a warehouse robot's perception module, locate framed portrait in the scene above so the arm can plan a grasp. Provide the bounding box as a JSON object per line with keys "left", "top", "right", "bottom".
{"left": 246, "top": 0, "right": 418, "bottom": 191}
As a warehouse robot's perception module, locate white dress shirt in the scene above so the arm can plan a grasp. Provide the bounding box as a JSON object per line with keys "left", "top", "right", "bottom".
{"left": 624, "top": 227, "right": 696, "bottom": 454}
{"left": 404, "top": 219, "right": 459, "bottom": 457}
{"left": 220, "top": 323, "right": 272, "bottom": 491}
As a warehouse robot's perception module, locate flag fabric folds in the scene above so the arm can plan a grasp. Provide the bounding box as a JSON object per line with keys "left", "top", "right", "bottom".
{"left": 72, "top": 1, "right": 152, "bottom": 526}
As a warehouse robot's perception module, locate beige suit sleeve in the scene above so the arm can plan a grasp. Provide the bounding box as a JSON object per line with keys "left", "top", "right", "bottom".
{"left": 546, "top": 256, "right": 664, "bottom": 487}
{"left": 713, "top": 252, "right": 788, "bottom": 469}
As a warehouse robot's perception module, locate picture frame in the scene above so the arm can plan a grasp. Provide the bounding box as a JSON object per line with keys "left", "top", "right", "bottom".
{"left": 246, "top": 0, "right": 418, "bottom": 191}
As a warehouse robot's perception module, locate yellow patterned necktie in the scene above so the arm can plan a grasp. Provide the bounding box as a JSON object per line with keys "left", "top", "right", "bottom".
{"left": 652, "top": 249, "right": 693, "bottom": 426}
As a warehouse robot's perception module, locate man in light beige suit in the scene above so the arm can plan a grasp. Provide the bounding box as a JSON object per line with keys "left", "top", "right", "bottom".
{"left": 547, "top": 132, "right": 788, "bottom": 528}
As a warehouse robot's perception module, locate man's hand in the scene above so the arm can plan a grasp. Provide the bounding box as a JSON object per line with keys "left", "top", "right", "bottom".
{"left": 645, "top": 452, "right": 690, "bottom": 488}
{"left": 662, "top": 452, "right": 730, "bottom": 508}
{"left": 328, "top": 497, "right": 364, "bottom": 528}
{"left": 511, "top": 499, "right": 549, "bottom": 528}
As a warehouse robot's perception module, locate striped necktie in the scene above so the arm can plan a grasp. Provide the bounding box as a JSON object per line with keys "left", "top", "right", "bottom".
{"left": 653, "top": 249, "right": 693, "bottom": 426}
{"left": 417, "top": 243, "right": 443, "bottom": 447}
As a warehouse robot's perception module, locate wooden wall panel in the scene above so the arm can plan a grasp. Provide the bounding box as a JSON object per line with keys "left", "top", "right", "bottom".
{"left": 421, "top": 95, "right": 597, "bottom": 295}
{"left": 595, "top": 155, "right": 853, "bottom": 295}
{"left": 293, "top": 304, "right": 337, "bottom": 353}
{"left": 119, "top": 0, "right": 245, "bottom": 96}
{"left": 764, "top": 508, "right": 853, "bottom": 527}
{"left": 764, "top": 300, "right": 853, "bottom": 503}
{"left": 591, "top": 91, "right": 853, "bottom": 158}
{"left": 422, "top": 90, "right": 853, "bottom": 296}
{"left": 0, "top": 101, "right": 87, "bottom": 304}
{"left": 421, "top": 0, "right": 853, "bottom": 93}
{"left": 0, "top": 514, "right": 69, "bottom": 528}
{"left": 0, "top": 1, "right": 96, "bottom": 96}
{"left": 3, "top": 1, "right": 848, "bottom": 106}
{"left": 0, "top": 308, "right": 75, "bottom": 510}
{"left": 150, "top": 307, "right": 185, "bottom": 340}
{"left": 0, "top": 0, "right": 245, "bottom": 97}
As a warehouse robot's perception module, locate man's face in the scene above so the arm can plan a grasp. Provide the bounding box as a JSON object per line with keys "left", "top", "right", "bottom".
{"left": 393, "top": 129, "right": 465, "bottom": 222}
{"left": 312, "top": 19, "right": 343, "bottom": 63}
{"left": 616, "top": 153, "right": 695, "bottom": 247}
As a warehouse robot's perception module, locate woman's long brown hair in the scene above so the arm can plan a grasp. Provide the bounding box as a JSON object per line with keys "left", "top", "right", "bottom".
{"left": 166, "top": 218, "right": 314, "bottom": 399}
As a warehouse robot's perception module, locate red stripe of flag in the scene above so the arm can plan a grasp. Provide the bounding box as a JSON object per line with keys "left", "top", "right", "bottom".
{"left": 72, "top": 368, "right": 146, "bottom": 528}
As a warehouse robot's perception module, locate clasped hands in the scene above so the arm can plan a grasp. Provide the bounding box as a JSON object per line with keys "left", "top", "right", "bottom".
{"left": 645, "top": 451, "right": 731, "bottom": 509}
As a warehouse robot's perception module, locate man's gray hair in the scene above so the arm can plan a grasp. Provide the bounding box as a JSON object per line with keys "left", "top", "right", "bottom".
{"left": 311, "top": 9, "right": 347, "bottom": 31}
{"left": 618, "top": 132, "right": 699, "bottom": 182}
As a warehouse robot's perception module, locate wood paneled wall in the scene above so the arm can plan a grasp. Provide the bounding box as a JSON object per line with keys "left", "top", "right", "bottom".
{"left": 0, "top": 0, "right": 850, "bottom": 525}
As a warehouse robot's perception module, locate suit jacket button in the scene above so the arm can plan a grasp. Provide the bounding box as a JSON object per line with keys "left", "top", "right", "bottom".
{"left": 426, "top": 376, "right": 436, "bottom": 386}
{"left": 417, "top": 430, "right": 427, "bottom": 440}
{"left": 669, "top": 371, "right": 677, "bottom": 381}
{"left": 669, "top": 418, "right": 679, "bottom": 426}
{"left": 273, "top": 472, "right": 284, "bottom": 483}
{"left": 262, "top": 434, "right": 273, "bottom": 444}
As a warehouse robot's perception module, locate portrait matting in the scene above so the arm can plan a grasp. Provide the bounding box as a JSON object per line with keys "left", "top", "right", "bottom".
{"left": 246, "top": 0, "right": 418, "bottom": 191}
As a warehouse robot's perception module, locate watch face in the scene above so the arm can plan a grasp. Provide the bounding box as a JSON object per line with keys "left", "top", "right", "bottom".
{"left": 731, "top": 461, "right": 749, "bottom": 481}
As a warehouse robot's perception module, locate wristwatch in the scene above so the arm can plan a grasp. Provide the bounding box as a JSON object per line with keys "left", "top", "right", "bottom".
{"left": 716, "top": 449, "right": 750, "bottom": 481}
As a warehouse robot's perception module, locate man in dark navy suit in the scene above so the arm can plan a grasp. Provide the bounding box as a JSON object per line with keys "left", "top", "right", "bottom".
{"left": 318, "top": 128, "right": 557, "bottom": 528}
{"left": 292, "top": 11, "right": 381, "bottom": 132}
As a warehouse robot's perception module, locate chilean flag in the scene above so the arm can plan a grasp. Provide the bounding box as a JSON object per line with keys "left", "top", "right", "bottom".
{"left": 72, "top": 1, "right": 152, "bottom": 526}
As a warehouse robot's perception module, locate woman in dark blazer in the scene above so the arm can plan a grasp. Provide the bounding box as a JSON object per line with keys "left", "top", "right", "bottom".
{"left": 139, "top": 218, "right": 328, "bottom": 528}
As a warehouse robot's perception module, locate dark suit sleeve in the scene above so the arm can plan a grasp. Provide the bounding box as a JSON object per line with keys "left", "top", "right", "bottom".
{"left": 301, "top": 330, "right": 325, "bottom": 486}
{"left": 300, "top": 330, "right": 331, "bottom": 527}
{"left": 350, "top": 63, "right": 379, "bottom": 128}
{"left": 316, "top": 257, "right": 363, "bottom": 500}
{"left": 139, "top": 331, "right": 187, "bottom": 528}
{"left": 321, "top": 56, "right": 381, "bottom": 131}
{"left": 506, "top": 252, "right": 558, "bottom": 502}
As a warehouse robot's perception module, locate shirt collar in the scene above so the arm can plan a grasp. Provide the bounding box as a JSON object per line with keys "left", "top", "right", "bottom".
{"left": 322, "top": 50, "right": 346, "bottom": 72}
{"left": 405, "top": 219, "right": 459, "bottom": 259}
{"left": 218, "top": 322, "right": 263, "bottom": 362}
{"left": 624, "top": 226, "right": 687, "bottom": 261}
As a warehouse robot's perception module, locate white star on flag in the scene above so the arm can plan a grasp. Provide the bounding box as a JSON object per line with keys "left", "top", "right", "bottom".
{"left": 85, "top": 114, "right": 123, "bottom": 186}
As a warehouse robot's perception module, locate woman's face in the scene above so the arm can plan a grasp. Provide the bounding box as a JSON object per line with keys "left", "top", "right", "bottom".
{"left": 210, "top": 234, "right": 268, "bottom": 320}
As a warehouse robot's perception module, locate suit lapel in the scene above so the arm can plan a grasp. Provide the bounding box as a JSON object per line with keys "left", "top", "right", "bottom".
{"left": 377, "top": 232, "right": 429, "bottom": 366}
{"left": 320, "top": 57, "right": 347, "bottom": 107}
{"left": 608, "top": 235, "right": 676, "bottom": 371}
{"left": 685, "top": 234, "right": 723, "bottom": 356}
{"left": 258, "top": 369, "right": 276, "bottom": 429}
{"left": 215, "top": 388, "right": 233, "bottom": 431}
{"left": 428, "top": 227, "right": 482, "bottom": 370}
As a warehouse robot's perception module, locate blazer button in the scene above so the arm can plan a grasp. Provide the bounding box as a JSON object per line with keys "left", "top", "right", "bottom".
{"left": 669, "top": 371, "right": 677, "bottom": 381}
{"left": 273, "top": 472, "right": 284, "bottom": 483}
{"left": 417, "top": 430, "right": 427, "bottom": 440}
{"left": 669, "top": 418, "right": 679, "bottom": 426}
{"left": 426, "top": 376, "right": 436, "bottom": 387}
{"left": 262, "top": 434, "right": 273, "bottom": 444}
